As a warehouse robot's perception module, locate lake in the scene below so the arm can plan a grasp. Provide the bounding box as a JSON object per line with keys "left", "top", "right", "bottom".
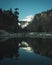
{"left": 0, "top": 38, "right": 52, "bottom": 65}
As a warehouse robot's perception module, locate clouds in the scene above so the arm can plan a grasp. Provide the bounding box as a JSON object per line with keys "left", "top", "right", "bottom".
{"left": 18, "top": 15, "right": 34, "bottom": 29}
{"left": 22, "top": 15, "right": 34, "bottom": 22}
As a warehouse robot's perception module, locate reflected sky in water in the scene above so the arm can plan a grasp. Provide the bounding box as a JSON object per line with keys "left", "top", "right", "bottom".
{"left": 0, "top": 45, "right": 52, "bottom": 65}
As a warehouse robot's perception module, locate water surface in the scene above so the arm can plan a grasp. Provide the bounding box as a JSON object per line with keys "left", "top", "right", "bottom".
{"left": 0, "top": 39, "right": 52, "bottom": 65}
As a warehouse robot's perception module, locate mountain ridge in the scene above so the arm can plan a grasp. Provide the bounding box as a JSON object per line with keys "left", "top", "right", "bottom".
{"left": 24, "top": 9, "right": 52, "bottom": 32}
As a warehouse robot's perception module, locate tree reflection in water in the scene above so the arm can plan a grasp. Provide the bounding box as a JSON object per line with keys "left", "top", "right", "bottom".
{"left": 0, "top": 38, "right": 52, "bottom": 65}
{"left": 0, "top": 38, "right": 52, "bottom": 60}
{"left": 0, "top": 38, "right": 19, "bottom": 60}
{"left": 22, "top": 38, "right": 52, "bottom": 58}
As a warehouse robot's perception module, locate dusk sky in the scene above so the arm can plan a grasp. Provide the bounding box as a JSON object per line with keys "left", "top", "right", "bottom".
{"left": 0, "top": 0, "right": 52, "bottom": 20}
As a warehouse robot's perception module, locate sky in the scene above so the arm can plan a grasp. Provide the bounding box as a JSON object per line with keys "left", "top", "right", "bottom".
{"left": 0, "top": 0, "right": 52, "bottom": 21}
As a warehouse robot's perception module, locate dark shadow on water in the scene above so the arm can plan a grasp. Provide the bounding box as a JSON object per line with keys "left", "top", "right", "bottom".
{"left": 21, "top": 38, "right": 52, "bottom": 58}
{"left": 0, "top": 38, "right": 19, "bottom": 60}
{"left": 0, "top": 38, "right": 52, "bottom": 65}
{"left": 0, "top": 38, "right": 52, "bottom": 59}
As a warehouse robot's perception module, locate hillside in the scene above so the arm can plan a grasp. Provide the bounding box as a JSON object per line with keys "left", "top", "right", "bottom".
{"left": 25, "top": 9, "right": 52, "bottom": 32}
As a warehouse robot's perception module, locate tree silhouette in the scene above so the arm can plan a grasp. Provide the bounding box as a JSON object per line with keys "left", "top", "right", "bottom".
{"left": 0, "top": 8, "right": 19, "bottom": 33}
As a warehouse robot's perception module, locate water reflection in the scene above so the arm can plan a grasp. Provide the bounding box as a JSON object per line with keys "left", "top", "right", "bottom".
{"left": 22, "top": 38, "right": 52, "bottom": 58}
{"left": 0, "top": 38, "right": 19, "bottom": 60}
{"left": 0, "top": 38, "right": 52, "bottom": 65}
{"left": 21, "top": 47, "right": 32, "bottom": 52}
{"left": 19, "top": 41, "right": 33, "bottom": 53}
{"left": 19, "top": 41, "right": 29, "bottom": 47}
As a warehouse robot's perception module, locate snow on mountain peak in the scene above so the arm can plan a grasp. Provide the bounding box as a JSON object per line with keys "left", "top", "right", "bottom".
{"left": 22, "top": 15, "right": 34, "bottom": 22}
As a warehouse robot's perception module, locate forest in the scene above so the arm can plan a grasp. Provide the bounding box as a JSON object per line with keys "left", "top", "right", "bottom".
{"left": 0, "top": 8, "right": 20, "bottom": 33}
{"left": 0, "top": 8, "right": 52, "bottom": 58}
{"left": 0, "top": 8, "right": 52, "bottom": 33}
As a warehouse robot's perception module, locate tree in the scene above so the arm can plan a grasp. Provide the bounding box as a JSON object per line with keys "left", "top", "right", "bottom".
{"left": 0, "top": 8, "right": 19, "bottom": 33}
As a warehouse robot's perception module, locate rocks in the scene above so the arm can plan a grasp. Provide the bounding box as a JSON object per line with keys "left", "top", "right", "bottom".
{"left": 25, "top": 9, "right": 52, "bottom": 32}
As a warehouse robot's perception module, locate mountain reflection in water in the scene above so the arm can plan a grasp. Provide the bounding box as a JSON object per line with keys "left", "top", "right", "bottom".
{"left": 0, "top": 39, "right": 52, "bottom": 65}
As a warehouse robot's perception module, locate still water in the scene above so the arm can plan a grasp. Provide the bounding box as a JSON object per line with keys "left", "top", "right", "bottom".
{"left": 0, "top": 38, "right": 52, "bottom": 65}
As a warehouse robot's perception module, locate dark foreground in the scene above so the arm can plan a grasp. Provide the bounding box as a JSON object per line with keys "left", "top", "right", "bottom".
{"left": 0, "top": 33, "right": 52, "bottom": 65}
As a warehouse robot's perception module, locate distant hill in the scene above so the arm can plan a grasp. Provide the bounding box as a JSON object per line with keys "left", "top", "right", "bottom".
{"left": 25, "top": 9, "right": 52, "bottom": 32}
